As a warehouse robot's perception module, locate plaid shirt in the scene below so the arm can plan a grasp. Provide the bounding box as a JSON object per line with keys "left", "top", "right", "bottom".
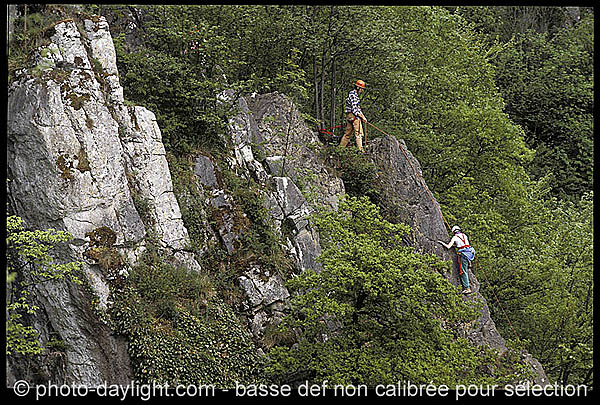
{"left": 345, "top": 89, "right": 362, "bottom": 116}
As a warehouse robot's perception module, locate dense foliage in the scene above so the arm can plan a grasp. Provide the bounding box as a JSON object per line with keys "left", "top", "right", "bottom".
{"left": 5, "top": 214, "right": 83, "bottom": 356}
{"left": 7, "top": 4, "right": 593, "bottom": 389}
{"left": 109, "top": 240, "right": 264, "bottom": 387}
{"left": 449, "top": 7, "right": 594, "bottom": 386}
{"left": 266, "top": 196, "right": 532, "bottom": 386}
{"left": 452, "top": 6, "right": 594, "bottom": 200}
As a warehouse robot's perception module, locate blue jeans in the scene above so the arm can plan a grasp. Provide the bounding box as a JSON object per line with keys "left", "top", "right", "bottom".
{"left": 458, "top": 253, "right": 470, "bottom": 289}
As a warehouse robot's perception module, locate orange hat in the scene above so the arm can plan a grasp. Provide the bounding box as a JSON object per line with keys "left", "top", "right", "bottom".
{"left": 355, "top": 79, "right": 366, "bottom": 88}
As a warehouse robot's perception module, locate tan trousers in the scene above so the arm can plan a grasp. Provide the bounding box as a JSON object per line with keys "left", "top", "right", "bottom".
{"left": 339, "top": 112, "right": 363, "bottom": 151}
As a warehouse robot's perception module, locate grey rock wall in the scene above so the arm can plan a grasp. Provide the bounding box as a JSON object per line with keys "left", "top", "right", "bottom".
{"left": 6, "top": 16, "right": 200, "bottom": 386}
{"left": 189, "top": 92, "right": 345, "bottom": 339}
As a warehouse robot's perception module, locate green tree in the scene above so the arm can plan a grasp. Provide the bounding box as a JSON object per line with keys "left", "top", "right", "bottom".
{"left": 266, "top": 196, "right": 531, "bottom": 386}
{"left": 421, "top": 8, "right": 594, "bottom": 387}
{"left": 451, "top": 7, "right": 594, "bottom": 200}
{"left": 448, "top": 6, "right": 585, "bottom": 44}
{"left": 480, "top": 185, "right": 594, "bottom": 387}
{"left": 6, "top": 214, "right": 82, "bottom": 356}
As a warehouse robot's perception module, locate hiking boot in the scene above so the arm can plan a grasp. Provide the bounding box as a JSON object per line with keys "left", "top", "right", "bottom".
{"left": 461, "top": 288, "right": 472, "bottom": 295}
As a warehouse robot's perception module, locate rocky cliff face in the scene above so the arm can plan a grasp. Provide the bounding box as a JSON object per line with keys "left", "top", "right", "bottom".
{"left": 218, "top": 92, "right": 345, "bottom": 338}
{"left": 6, "top": 16, "right": 199, "bottom": 385}
{"left": 6, "top": 15, "right": 546, "bottom": 387}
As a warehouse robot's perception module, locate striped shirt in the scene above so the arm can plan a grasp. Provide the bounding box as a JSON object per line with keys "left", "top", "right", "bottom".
{"left": 345, "top": 89, "right": 362, "bottom": 116}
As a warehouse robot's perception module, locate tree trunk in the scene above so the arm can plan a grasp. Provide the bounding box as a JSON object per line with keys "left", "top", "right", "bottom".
{"left": 330, "top": 39, "right": 337, "bottom": 131}
{"left": 313, "top": 56, "right": 320, "bottom": 128}
{"left": 320, "top": 49, "right": 326, "bottom": 129}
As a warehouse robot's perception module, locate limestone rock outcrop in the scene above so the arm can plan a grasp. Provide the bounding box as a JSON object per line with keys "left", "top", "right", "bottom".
{"left": 189, "top": 92, "right": 345, "bottom": 339}
{"left": 7, "top": 16, "right": 200, "bottom": 385}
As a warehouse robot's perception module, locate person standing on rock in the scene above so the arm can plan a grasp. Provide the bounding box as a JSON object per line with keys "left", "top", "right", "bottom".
{"left": 438, "top": 225, "right": 475, "bottom": 294}
{"left": 339, "top": 80, "right": 368, "bottom": 153}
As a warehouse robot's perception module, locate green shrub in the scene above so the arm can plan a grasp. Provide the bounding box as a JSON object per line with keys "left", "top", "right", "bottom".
{"left": 110, "top": 242, "right": 263, "bottom": 386}
{"left": 265, "top": 196, "right": 532, "bottom": 386}
{"left": 325, "top": 145, "right": 381, "bottom": 204}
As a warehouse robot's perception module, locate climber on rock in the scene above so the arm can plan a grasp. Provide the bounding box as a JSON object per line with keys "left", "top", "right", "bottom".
{"left": 340, "top": 79, "right": 368, "bottom": 153}
{"left": 438, "top": 225, "right": 475, "bottom": 294}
